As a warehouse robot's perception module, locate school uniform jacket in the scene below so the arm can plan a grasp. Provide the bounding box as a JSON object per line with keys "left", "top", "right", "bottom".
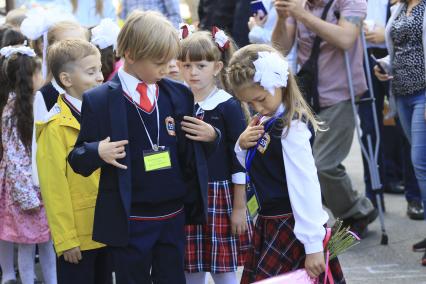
{"left": 36, "top": 95, "right": 104, "bottom": 255}
{"left": 68, "top": 74, "right": 218, "bottom": 246}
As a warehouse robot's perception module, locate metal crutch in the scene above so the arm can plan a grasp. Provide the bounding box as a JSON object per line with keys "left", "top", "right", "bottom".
{"left": 343, "top": 30, "right": 388, "bottom": 245}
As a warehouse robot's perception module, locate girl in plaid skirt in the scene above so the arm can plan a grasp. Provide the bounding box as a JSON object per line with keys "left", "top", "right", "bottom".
{"left": 226, "top": 44, "right": 346, "bottom": 284}
{"left": 179, "top": 28, "right": 253, "bottom": 284}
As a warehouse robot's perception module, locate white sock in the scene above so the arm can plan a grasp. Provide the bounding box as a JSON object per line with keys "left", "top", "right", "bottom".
{"left": 37, "top": 241, "right": 57, "bottom": 284}
{"left": 0, "top": 240, "right": 16, "bottom": 283}
{"left": 210, "top": 272, "right": 238, "bottom": 284}
{"left": 185, "top": 271, "right": 207, "bottom": 284}
{"left": 17, "top": 243, "right": 35, "bottom": 284}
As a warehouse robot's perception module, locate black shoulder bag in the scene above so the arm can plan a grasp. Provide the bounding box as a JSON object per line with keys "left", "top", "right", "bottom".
{"left": 296, "top": 0, "right": 335, "bottom": 113}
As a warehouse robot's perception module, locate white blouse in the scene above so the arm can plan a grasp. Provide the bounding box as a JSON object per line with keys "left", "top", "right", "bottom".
{"left": 234, "top": 107, "right": 328, "bottom": 254}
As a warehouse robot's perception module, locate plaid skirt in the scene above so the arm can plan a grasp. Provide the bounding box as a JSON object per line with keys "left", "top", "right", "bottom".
{"left": 185, "top": 180, "right": 253, "bottom": 273}
{"left": 241, "top": 214, "right": 345, "bottom": 284}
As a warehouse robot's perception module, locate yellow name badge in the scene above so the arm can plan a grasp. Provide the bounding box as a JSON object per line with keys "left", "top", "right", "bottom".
{"left": 143, "top": 148, "right": 172, "bottom": 172}
{"left": 247, "top": 195, "right": 259, "bottom": 219}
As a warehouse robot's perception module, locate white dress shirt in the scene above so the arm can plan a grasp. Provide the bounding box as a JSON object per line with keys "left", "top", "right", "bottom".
{"left": 117, "top": 67, "right": 157, "bottom": 106}
{"left": 234, "top": 105, "right": 328, "bottom": 254}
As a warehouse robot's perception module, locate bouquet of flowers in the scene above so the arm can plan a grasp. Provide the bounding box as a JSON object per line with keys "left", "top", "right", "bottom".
{"left": 254, "top": 219, "right": 360, "bottom": 284}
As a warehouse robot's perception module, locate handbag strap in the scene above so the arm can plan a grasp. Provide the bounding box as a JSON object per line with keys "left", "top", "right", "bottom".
{"left": 323, "top": 227, "right": 335, "bottom": 284}
{"left": 306, "top": 0, "right": 336, "bottom": 62}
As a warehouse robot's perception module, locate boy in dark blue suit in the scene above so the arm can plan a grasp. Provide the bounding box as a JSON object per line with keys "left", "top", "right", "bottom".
{"left": 67, "top": 11, "right": 219, "bottom": 284}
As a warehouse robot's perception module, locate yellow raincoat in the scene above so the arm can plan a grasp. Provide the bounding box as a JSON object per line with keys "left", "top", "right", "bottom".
{"left": 36, "top": 95, "right": 104, "bottom": 255}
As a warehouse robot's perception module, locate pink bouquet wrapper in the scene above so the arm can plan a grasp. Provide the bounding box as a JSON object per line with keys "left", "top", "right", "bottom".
{"left": 254, "top": 269, "right": 318, "bottom": 284}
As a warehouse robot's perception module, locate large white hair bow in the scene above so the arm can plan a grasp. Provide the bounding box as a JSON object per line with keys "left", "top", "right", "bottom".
{"left": 0, "top": 45, "right": 36, "bottom": 58}
{"left": 20, "top": 7, "right": 76, "bottom": 79}
{"left": 253, "top": 51, "right": 289, "bottom": 96}
{"left": 91, "top": 18, "right": 120, "bottom": 50}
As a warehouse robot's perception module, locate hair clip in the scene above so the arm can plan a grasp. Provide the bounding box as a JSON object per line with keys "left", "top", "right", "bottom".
{"left": 91, "top": 18, "right": 120, "bottom": 50}
{"left": 0, "top": 45, "right": 36, "bottom": 58}
{"left": 211, "top": 26, "right": 230, "bottom": 52}
{"left": 179, "top": 23, "right": 195, "bottom": 40}
{"left": 253, "top": 51, "right": 289, "bottom": 96}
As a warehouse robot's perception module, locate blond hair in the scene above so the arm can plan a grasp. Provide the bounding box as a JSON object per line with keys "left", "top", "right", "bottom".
{"left": 47, "top": 21, "right": 89, "bottom": 46}
{"left": 70, "top": 0, "right": 103, "bottom": 16}
{"left": 116, "top": 10, "right": 179, "bottom": 63}
{"left": 47, "top": 39, "right": 100, "bottom": 89}
{"left": 5, "top": 9, "right": 27, "bottom": 28}
{"left": 226, "top": 44, "right": 320, "bottom": 134}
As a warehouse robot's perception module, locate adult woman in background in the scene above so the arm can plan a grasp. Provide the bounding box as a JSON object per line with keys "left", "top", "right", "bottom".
{"left": 375, "top": 0, "right": 426, "bottom": 266}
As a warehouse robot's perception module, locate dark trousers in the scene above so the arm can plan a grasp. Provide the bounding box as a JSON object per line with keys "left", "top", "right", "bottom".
{"left": 110, "top": 212, "right": 186, "bottom": 284}
{"left": 359, "top": 48, "right": 387, "bottom": 202}
{"left": 57, "top": 247, "right": 112, "bottom": 284}
{"left": 383, "top": 120, "right": 422, "bottom": 202}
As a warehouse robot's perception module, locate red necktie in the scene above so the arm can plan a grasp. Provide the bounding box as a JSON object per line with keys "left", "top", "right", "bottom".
{"left": 136, "top": 82, "right": 153, "bottom": 112}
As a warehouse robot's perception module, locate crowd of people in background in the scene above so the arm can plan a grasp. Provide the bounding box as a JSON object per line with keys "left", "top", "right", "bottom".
{"left": 0, "top": 0, "right": 425, "bottom": 283}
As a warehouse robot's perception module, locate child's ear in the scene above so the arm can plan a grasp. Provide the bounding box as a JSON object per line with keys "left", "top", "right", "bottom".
{"left": 59, "top": 72, "right": 73, "bottom": 89}
{"left": 125, "top": 51, "right": 135, "bottom": 64}
{"left": 214, "top": 61, "right": 224, "bottom": 76}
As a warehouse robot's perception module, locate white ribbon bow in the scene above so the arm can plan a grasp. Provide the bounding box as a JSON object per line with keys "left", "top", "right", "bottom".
{"left": 0, "top": 45, "right": 36, "bottom": 58}
{"left": 91, "top": 18, "right": 120, "bottom": 50}
{"left": 213, "top": 29, "right": 229, "bottom": 49}
{"left": 253, "top": 51, "right": 289, "bottom": 96}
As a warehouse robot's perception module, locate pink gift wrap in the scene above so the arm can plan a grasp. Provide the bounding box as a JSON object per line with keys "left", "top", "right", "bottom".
{"left": 254, "top": 269, "right": 318, "bottom": 284}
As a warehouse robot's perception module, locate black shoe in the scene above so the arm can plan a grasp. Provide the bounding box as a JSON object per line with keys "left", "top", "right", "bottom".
{"left": 407, "top": 200, "right": 424, "bottom": 220}
{"left": 343, "top": 209, "right": 379, "bottom": 239}
{"left": 383, "top": 181, "right": 405, "bottom": 194}
{"left": 3, "top": 280, "right": 18, "bottom": 284}
{"left": 422, "top": 251, "right": 426, "bottom": 266}
{"left": 413, "top": 238, "right": 426, "bottom": 252}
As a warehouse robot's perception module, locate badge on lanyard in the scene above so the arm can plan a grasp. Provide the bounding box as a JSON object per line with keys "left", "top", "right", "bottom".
{"left": 165, "top": 116, "right": 176, "bottom": 136}
{"left": 257, "top": 132, "right": 271, "bottom": 154}
{"left": 143, "top": 147, "right": 172, "bottom": 172}
{"left": 247, "top": 194, "right": 259, "bottom": 219}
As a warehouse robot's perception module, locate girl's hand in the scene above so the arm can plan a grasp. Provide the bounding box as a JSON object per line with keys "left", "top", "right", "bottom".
{"left": 98, "top": 137, "right": 128, "bottom": 169}
{"left": 231, "top": 207, "right": 248, "bottom": 235}
{"left": 238, "top": 117, "right": 264, "bottom": 149}
{"left": 182, "top": 116, "right": 217, "bottom": 142}
{"left": 374, "top": 65, "right": 393, "bottom": 82}
{"left": 305, "top": 252, "right": 326, "bottom": 279}
{"left": 63, "top": 247, "right": 82, "bottom": 264}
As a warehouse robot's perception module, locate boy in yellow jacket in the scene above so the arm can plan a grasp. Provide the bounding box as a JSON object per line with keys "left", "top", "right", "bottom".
{"left": 36, "top": 39, "right": 106, "bottom": 284}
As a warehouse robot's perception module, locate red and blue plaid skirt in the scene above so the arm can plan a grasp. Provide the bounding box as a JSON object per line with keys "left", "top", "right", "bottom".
{"left": 241, "top": 214, "right": 345, "bottom": 284}
{"left": 185, "top": 180, "right": 253, "bottom": 273}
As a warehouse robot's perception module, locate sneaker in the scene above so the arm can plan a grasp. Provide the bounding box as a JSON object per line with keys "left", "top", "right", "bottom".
{"left": 407, "top": 200, "right": 424, "bottom": 220}
{"left": 413, "top": 238, "right": 426, "bottom": 252}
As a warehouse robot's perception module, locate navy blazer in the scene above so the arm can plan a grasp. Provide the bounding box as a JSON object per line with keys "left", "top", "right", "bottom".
{"left": 68, "top": 74, "right": 217, "bottom": 246}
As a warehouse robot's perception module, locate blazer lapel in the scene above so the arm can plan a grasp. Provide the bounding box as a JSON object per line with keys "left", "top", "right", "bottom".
{"left": 108, "top": 74, "right": 132, "bottom": 217}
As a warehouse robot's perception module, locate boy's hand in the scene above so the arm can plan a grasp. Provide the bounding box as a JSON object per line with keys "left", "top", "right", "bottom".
{"left": 182, "top": 116, "right": 217, "bottom": 142}
{"left": 238, "top": 117, "right": 264, "bottom": 149}
{"left": 63, "top": 247, "right": 82, "bottom": 264}
{"left": 98, "top": 137, "right": 128, "bottom": 169}
{"left": 305, "top": 252, "right": 326, "bottom": 279}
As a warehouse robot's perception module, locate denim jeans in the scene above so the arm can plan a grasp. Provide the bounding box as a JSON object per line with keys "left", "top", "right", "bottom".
{"left": 396, "top": 90, "right": 426, "bottom": 218}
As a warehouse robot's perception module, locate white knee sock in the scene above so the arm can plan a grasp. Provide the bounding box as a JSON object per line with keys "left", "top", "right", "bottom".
{"left": 37, "top": 241, "right": 57, "bottom": 284}
{"left": 17, "top": 243, "right": 35, "bottom": 284}
{"left": 185, "top": 271, "right": 207, "bottom": 284}
{"left": 210, "top": 272, "right": 238, "bottom": 284}
{"left": 0, "top": 240, "right": 16, "bottom": 283}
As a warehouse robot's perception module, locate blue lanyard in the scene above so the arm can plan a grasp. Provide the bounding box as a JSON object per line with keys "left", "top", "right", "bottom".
{"left": 245, "top": 113, "right": 283, "bottom": 183}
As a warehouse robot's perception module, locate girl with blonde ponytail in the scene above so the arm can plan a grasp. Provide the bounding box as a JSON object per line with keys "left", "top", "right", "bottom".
{"left": 226, "top": 44, "right": 346, "bottom": 284}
